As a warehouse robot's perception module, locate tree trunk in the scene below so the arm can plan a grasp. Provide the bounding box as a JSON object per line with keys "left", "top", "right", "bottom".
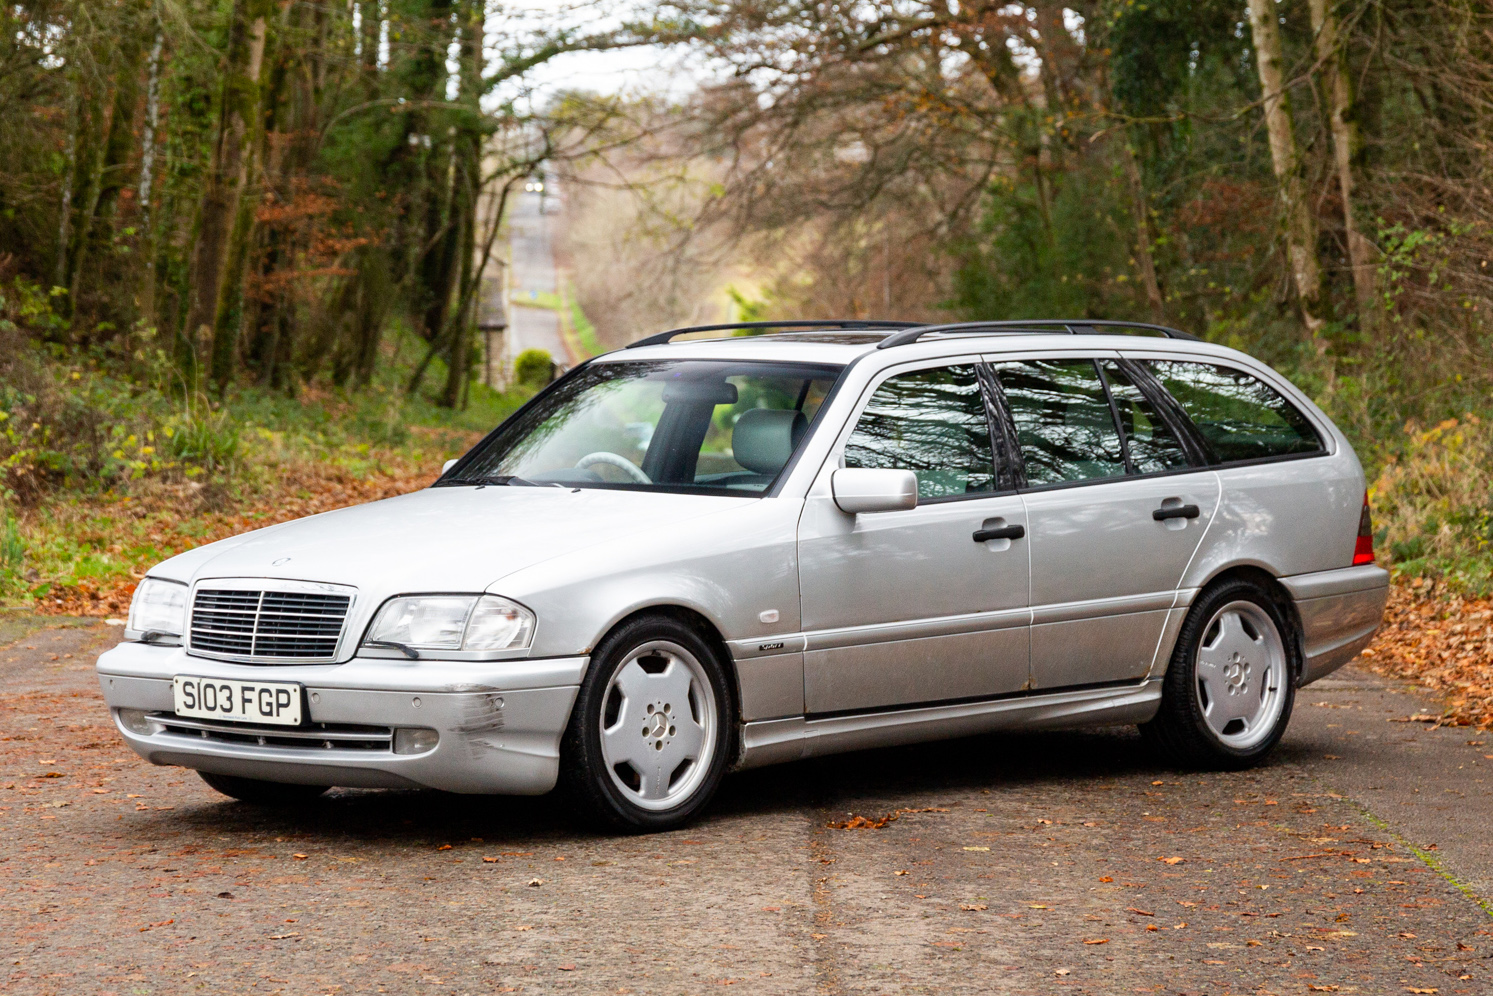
{"left": 183, "top": 0, "right": 271, "bottom": 385}
{"left": 137, "top": 29, "right": 164, "bottom": 330}
{"left": 55, "top": 82, "right": 80, "bottom": 289}
{"left": 71, "top": 6, "right": 148, "bottom": 318}
{"left": 1245, "top": 0, "right": 1324, "bottom": 336}
{"left": 1309, "top": 0, "right": 1376, "bottom": 328}
{"left": 442, "top": 0, "right": 484, "bottom": 408}
{"left": 1119, "top": 135, "right": 1164, "bottom": 324}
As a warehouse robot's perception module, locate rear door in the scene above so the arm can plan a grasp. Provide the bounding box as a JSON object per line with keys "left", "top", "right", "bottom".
{"left": 988, "top": 353, "right": 1220, "bottom": 690}
{"left": 797, "top": 360, "right": 1031, "bottom": 714}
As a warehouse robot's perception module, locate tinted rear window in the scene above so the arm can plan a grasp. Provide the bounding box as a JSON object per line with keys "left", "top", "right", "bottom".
{"left": 1145, "top": 360, "right": 1322, "bottom": 463}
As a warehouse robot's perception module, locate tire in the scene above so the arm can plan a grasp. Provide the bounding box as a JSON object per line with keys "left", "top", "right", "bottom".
{"left": 1140, "top": 577, "right": 1298, "bottom": 770}
{"left": 560, "top": 614, "right": 737, "bottom": 833}
{"left": 198, "top": 771, "right": 331, "bottom": 806}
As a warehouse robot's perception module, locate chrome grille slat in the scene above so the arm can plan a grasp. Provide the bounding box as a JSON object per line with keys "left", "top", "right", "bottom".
{"left": 150, "top": 712, "right": 391, "bottom": 752}
{"left": 189, "top": 585, "right": 351, "bottom": 664}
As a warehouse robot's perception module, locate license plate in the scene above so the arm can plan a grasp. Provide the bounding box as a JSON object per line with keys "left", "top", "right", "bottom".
{"left": 172, "top": 675, "right": 303, "bottom": 726}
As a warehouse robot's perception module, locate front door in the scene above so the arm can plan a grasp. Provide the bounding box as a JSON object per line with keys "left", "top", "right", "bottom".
{"left": 989, "top": 355, "right": 1218, "bottom": 690}
{"left": 798, "top": 362, "right": 1031, "bottom": 714}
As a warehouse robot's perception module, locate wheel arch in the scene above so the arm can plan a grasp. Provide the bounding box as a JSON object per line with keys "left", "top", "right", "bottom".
{"left": 584, "top": 603, "right": 745, "bottom": 731}
{"left": 1186, "top": 564, "right": 1306, "bottom": 683}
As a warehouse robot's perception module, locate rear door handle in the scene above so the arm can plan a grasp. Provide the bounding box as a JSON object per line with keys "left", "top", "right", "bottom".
{"left": 1153, "top": 503, "right": 1201, "bottom": 521}
{"left": 973, "top": 523, "right": 1025, "bottom": 542}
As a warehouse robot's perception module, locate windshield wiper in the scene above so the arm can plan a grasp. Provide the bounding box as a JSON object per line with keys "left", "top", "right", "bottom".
{"left": 471, "top": 475, "right": 563, "bottom": 488}
{"left": 363, "top": 640, "right": 419, "bottom": 659}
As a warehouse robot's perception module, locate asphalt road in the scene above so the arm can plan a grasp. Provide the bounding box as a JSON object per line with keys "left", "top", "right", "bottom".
{"left": 3, "top": 622, "right": 1491, "bottom": 995}
{"left": 506, "top": 189, "right": 567, "bottom": 368}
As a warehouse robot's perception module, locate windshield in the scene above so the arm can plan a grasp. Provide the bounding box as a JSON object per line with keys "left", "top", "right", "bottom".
{"left": 444, "top": 360, "right": 844, "bottom": 495}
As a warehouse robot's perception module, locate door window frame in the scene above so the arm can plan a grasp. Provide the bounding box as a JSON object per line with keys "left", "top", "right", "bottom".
{"left": 826, "top": 355, "right": 1021, "bottom": 505}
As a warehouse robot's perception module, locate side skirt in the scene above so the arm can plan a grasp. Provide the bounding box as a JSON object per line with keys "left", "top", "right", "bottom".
{"left": 735, "top": 678, "right": 1163, "bottom": 770}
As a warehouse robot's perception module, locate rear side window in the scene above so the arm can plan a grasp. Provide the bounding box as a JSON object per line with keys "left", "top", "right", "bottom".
{"left": 844, "top": 365, "right": 996, "bottom": 500}
{"left": 991, "top": 359, "right": 1126, "bottom": 485}
{"left": 1145, "top": 360, "right": 1322, "bottom": 463}
{"left": 1100, "top": 361, "right": 1191, "bottom": 475}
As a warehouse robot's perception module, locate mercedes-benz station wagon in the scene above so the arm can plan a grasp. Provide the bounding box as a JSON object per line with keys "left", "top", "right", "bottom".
{"left": 98, "top": 319, "right": 1389, "bottom": 831}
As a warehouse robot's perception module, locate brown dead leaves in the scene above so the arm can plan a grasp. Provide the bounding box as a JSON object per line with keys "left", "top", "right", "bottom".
{"left": 827, "top": 806, "right": 950, "bottom": 830}
{"left": 1358, "top": 580, "right": 1493, "bottom": 730}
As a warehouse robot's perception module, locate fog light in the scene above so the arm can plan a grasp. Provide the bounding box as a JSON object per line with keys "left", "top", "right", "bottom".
{"left": 117, "top": 708, "right": 156, "bottom": 735}
{"left": 394, "top": 728, "right": 439, "bottom": 755}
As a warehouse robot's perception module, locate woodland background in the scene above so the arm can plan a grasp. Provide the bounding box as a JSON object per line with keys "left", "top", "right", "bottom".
{"left": 0, "top": 0, "right": 1491, "bottom": 629}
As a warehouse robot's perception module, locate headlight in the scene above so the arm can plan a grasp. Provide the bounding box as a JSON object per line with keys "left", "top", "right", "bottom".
{"left": 127, "top": 577, "right": 188, "bottom": 640}
{"left": 363, "top": 594, "right": 534, "bottom": 654}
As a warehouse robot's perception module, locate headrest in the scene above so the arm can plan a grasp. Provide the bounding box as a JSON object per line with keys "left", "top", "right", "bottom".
{"left": 732, "top": 408, "right": 808, "bottom": 476}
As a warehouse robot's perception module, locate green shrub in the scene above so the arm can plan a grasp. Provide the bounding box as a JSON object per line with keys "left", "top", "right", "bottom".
{"left": 0, "top": 512, "right": 22, "bottom": 583}
{"left": 514, "top": 348, "right": 555, "bottom": 388}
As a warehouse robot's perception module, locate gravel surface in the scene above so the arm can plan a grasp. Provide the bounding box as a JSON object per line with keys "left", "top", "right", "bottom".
{"left": 3, "top": 622, "right": 1491, "bottom": 994}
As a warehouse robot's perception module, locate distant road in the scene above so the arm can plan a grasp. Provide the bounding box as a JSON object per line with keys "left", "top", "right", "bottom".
{"left": 504, "top": 188, "right": 567, "bottom": 370}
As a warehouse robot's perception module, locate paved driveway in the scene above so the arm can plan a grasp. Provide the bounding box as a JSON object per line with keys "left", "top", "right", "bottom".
{"left": 3, "top": 622, "right": 1490, "bottom": 994}
{"left": 506, "top": 189, "right": 567, "bottom": 367}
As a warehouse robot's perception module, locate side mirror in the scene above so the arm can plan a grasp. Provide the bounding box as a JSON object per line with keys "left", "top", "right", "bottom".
{"left": 831, "top": 468, "right": 918, "bottom": 514}
{"left": 442, "top": 458, "right": 459, "bottom": 475}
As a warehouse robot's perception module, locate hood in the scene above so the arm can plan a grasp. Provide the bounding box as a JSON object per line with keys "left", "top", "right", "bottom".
{"left": 164, "top": 485, "right": 757, "bottom": 595}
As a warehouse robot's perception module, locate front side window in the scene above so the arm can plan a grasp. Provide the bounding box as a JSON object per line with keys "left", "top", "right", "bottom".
{"left": 992, "top": 359, "right": 1126, "bottom": 486}
{"left": 1145, "top": 360, "right": 1322, "bottom": 463}
{"left": 1100, "top": 361, "right": 1191, "bottom": 475}
{"left": 446, "top": 360, "right": 842, "bottom": 494}
{"left": 843, "top": 365, "right": 996, "bottom": 501}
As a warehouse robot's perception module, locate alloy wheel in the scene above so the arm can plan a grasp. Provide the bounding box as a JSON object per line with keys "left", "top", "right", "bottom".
{"left": 1193, "top": 599, "right": 1289, "bottom": 751}
{"left": 598, "top": 640, "right": 717, "bottom": 812}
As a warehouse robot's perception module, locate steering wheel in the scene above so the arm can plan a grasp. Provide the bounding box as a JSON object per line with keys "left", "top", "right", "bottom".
{"left": 574, "top": 451, "right": 652, "bottom": 484}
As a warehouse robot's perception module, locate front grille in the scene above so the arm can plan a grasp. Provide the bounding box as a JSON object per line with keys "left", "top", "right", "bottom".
{"left": 151, "top": 713, "right": 392, "bottom": 751}
{"left": 190, "top": 587, "right": 351, "bottom": 663}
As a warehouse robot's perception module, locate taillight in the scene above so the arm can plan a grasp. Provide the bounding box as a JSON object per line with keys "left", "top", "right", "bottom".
{"left": 1352, "top": 492, "right": 1375, "bottom": 565}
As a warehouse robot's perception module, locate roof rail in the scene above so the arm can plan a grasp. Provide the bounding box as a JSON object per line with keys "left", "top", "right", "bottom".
{"left": 626, "top": 319, "right": 920, "bottom": 349}
{"left": 875, "top": 319, "right": 1199, "bottom": 349}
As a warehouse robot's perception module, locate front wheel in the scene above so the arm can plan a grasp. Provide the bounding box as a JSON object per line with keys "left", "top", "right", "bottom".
{"left": 1141, "top": 578, "right": 1298, "bottom": 769}
{"left": 199, "top": 771, "right": 330, "bottom": 806}
{"left": 560, "top": 615, "right": 736, "bottom": 832}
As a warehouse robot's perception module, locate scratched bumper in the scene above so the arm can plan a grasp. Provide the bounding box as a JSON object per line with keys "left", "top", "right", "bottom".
{"left": 96, "top": 642, "right": 585, "bottom": 795}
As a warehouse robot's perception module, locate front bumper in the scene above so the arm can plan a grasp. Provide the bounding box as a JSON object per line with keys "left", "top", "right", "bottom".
{"left": 97, "top": 642, "right": 587, "bottom": 794}
{"left": 1281, "top": 564, "right": 1391, "bottom": 685}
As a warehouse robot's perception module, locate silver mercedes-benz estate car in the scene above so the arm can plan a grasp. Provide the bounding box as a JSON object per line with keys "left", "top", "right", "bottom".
{"left": 98, "top": 319, "right": 1389, "bottom": 831}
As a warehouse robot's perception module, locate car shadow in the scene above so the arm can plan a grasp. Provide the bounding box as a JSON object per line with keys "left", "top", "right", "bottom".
{"left": 131, "top": 722, "right": 1325, "bottom": 846}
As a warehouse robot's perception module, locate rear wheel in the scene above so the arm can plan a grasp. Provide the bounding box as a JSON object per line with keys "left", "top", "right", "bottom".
{"left": 560, "top": 615, "right": 735, "bottom": 832}
{"left": 1141, "top": 578, "right": 1297, "bottom": 769}
{"left": 198, "top": 771, "right": 330, "bottom": 806}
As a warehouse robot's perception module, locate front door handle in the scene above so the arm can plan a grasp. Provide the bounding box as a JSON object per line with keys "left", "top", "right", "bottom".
{"left": 1153, "top": 503, "right": 1201, "bottom": 521}
{"left": 973, "top": 523, "right": 1025, "bottom": 542}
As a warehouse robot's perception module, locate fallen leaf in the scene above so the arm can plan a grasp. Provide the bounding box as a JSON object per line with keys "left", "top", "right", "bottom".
{"left": 557, "top": 965, "right": 575, "bottom": 971}
{"left": 483, "top": 856, "right": 498, "bottom": 863}
{"left": 829, "top": 813, "right": 892, "bottom": 829}
{"left": 1406, "top": 989, "right": 1438, "bottom": 995}
{"left": 292, "top": 853, "right": 308, "bottom": 860}
{"left": 1083, "top": 938, "right": 1108, "bottom": 945}
{"left": 436, "top": 844, "right": 452, "bottom": 851}
{"left": 894, "top": 870, "right": 908, "bottom": 876}
{"left": 527, "top": 878, "right": 544, "bottom": 887}
{"left": 1159, "top": 856, "right": 1185, "bottom": 865}
{"left": 268, "top": 932, "right": 300, "bottom": 940}
{"left": 1099, "top": 876, "right": 1113, "bottom": 883}
{"left": 1126, "top": 907, "right": 1154, "bottom": 916}
{"left": 963, "top": 846, "right": 990, "bottom": 852}
{"left": 811, "top": 933, "right": 827, "bottom": 940}
{"left": 960, "top": 904, "right": 988, "bottom": 911}
{"left": 1306, "top": 985, "right": 1338, "bottom": 992}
